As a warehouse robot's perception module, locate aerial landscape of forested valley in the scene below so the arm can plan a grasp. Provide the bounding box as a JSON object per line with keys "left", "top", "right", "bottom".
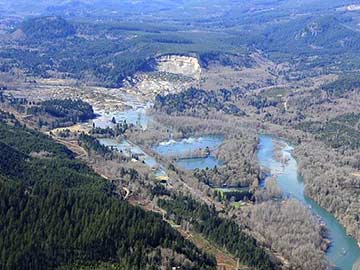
{"left": 0, "top": 1, "right": 360, "bottom": 270}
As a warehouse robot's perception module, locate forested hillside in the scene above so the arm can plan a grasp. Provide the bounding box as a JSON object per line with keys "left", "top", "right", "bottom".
{"left": 20, "top": 16, "right": 76, "bottom": 40}
{"left": 158, "top": 196, "right": 276, "bottom": 270}
{"left": 0, "top": 118, "right": 216, "bottom": 270}
{"left": 2, "top": 2, "right": 360, "bottom": 87}
{"left": 0, "top": 1, "right": 360, "bottom": 269}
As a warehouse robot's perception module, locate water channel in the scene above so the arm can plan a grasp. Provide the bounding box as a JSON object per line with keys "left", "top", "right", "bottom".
{"left": 257, "top": 135, "right": 360, "bottom": 270}
{"left": 94, "top": 98, "right": 359, "bottom": 270}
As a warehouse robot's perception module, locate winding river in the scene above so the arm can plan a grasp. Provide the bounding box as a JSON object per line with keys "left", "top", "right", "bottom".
{"left": 257, "top": 135, "right": 360, "bottom": 270}
{"left": 93, "top": 96, "right": 359, "bottom": 269}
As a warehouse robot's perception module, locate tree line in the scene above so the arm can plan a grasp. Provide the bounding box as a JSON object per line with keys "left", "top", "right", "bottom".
{"left": 158, "top": 195, "right": 276, "bottom": 270}
{"left": 0, "top": 117, "right": 216, "bottom": 270}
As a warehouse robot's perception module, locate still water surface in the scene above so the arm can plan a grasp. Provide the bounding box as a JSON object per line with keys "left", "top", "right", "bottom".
{"left": 153, "top": 136, "right": 224, "bottom": 170}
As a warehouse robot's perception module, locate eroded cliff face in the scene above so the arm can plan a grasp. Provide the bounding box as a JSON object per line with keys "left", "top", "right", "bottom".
{"left": 121, "top": 55, "right": 201, "bottom": 99}
{"left": 155, "top": 55, "right": 201, "bottom": 79}
{"left": 123, "top": 72, "right": 198, "bottom": 100}
{"left": 122, "top": 52, "right": 294, "bottom": 101}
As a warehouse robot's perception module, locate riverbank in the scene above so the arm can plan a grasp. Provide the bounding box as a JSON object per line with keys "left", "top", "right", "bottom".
{"left": 258, "top": 124, "right": 360, "bottom": 251}
{"left": 265, "top": 137, "right": 332, "bottom": 252}
{"left": 17, "top": 85, "right": 358, "bottom": 270}
{"left": 258, "top": 135, "right": 360, "bottom": 270}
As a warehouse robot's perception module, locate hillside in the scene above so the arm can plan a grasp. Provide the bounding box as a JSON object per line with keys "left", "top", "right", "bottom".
{"left": 255, "top": 16, "right": 360, "bottom": 54}
{"left": 0, "top": 1, "right": 360, "bottom": 270}
{"left": 0, "top": 116, "right": 216, "bottom": 270}
{"left": 20, "top": 16, "right": 76, "bottom": 40}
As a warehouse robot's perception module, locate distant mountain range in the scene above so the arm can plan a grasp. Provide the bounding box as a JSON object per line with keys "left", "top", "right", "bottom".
{"left": 1, "top": 0, "right": 358, "bottom": 19}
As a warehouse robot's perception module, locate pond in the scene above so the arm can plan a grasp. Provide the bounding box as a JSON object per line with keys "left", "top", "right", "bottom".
{"left": 153, "top": 135, "right": 224, "bottom": 170}
{"left": 92, "top": 104, "right": 150, "bottom": 130}
{"left": 176, "top": 156, "right": 222, "bottom": 170}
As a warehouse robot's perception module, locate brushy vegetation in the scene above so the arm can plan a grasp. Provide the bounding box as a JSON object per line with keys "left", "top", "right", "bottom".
{"left": 154, "top": 88, "right": 245, "bottom": 116}
{"left": 158, "top": 196, "right": 275, "bottom": 270}
{"left": 296, "top": 113, "right": 360, "bottom": 150}
{"left": 321, "top": 75, "right": 360, "bottom": 97}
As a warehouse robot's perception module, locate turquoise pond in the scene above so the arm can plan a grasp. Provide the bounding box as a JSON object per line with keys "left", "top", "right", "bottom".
{"left": 153, "top": 136, "right": 224, "bottom": 170}
{"left": 175, "top": 156, "right": 222, "bottom": 170}
{"left": 96, "top": 103, "right": 360, "bottom": 269}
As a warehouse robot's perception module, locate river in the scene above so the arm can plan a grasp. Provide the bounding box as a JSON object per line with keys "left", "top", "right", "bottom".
{"left": 93, "top": 96, "right": 359, "bottom": 269}
{"left": 257, "top": 135, "right": 360, "bottom": 270}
